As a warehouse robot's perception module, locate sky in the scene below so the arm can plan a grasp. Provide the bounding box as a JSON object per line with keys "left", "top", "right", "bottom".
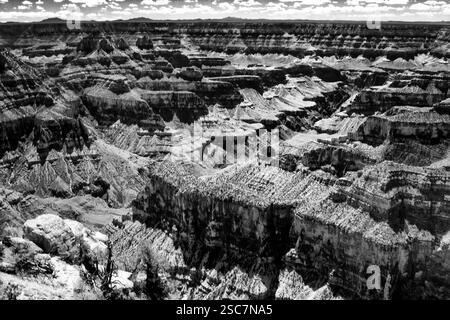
{"left": 0, "top": 0, "right": 449, "bottom": 22}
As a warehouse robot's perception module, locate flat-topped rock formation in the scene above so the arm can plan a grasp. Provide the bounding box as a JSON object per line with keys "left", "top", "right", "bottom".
{"left": 356, "top": 107, "right": 450, "bottom": 144}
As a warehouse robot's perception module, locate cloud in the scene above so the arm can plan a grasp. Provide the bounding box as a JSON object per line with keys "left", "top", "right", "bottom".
{"left": 141, "top": 0, "right": 170, "bottom": 6}
{"left": 280, "top": 0, "right": 330, "bottom": 3}
{"left": 1, "top": 0, "right": 450, "bottom": 22}
{"left": 68, "top": 0, "right": 107, "bottom": 7}
{"left": 233, "top": 0, "right": 262, "bottom": 6}
{"left": 352, "top": 0, "right": 409, "bottom": 4}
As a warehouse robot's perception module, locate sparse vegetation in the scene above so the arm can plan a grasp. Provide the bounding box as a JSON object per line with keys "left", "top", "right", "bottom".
{"left": 142, "top": 246, "right": 167, "bottom": 300}
{"left": 0, "top": 282, "right": 21, "bottom": 300}
{"left": 79, "top": 240, "right": 122, "bottom": 300}
{"left": 14, "top": 252, "right": 53, "bottom": 276}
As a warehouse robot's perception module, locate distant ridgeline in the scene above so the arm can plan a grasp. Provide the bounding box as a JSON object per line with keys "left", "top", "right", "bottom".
{"left": 0, "top": 19, "right": 449, "bottom": 59}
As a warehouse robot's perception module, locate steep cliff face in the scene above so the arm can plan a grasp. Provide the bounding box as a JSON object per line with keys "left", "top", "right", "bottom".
{"left": 287, "top": 199, "right": 434, "bottom": 299}
{"left": 82, "top": 87, "right": 166, "bottom": 129}
{"left": 131, "top": 159, "right": 450, "bottom": 299}
{"left": 0, "top": 50, "right": 91, "bottom": 160}
{"left": 348, "top": 86, "right": 446, "bottom": 114}
{"left": 140, "top": 90, "right": 208, "bottom": 123}
{"left": 335, "top": 162, "right": 450, "bottom": 235}
{"left": 132, "top": 162, "right": 295, "bottom": 266}
{"left": 105, "top": 219, "right": 339, "bottom": 299}
{"left": 136, "top": 77, "right": 243, "bottom": 108}
{"left": 357, "top": 109, "right": 450, "bottom": 144}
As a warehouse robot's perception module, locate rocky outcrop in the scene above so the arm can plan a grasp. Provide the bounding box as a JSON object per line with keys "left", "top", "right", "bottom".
{"left": 136, "top": 35, "right": 153, "bottom": 50}
{"left": 356, "top": 108, "right": 450, "bottom": 144}
{"left": 132, "top": 162, "right": 299, "bottom": 265}
{"left": 136, "top": 77, "right": 243, "bottom": 108}
{"left": 348, "top": 85, "right": 446, "bottom": 114}
{"left": 106, "top": 219, "right": 340, "bottom": 299}
{"left": 23, "top": 214, "right": 108, "bottom": 264}
{"left": 0, "top": 50, "right": 91, "bottom": 161}
{"left": 132, "top": 159, "right": 450, "bottom": 299}
{"left": 178, "top": 66, "right": 203, "bottom": 81}
{"left": 115, "top": 38, "right": 130, "bottom": 51}
{"left": 0, "top": 139, "right": 150, "bottom": 208}
{"left": 208, "top": 75, "right": 263, "bottom": 93}
{"left": 275, "top": 269, "right": 338, "bottom": 300}
{"left": 23, "top": 214, "right": 80, "bottom": 260}
{"left": 434, "top": 98, "right": 450, "bottom": 115}
{"left": 334, "top": 162, "right": 450, "bottom": 235}
{"left": 140, "top": 90, "right": 208, "bottom": 123}
{"left": 82, "top": 87, "right": 165, "bottom": 129}
{"left": 77, "top": 35, "right": 98, "bottom": 54}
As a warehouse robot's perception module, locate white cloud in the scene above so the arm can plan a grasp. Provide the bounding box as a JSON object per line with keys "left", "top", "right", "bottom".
{"left": 218, "top": 2, "right": 234, "bottom": 10}
{"left": 424, "top": 1, "right": 447, "bottom": 5}
{"left": 233, "top": 0, "right": 262, "bottom": 7}
{"left": 141, "top": 0, "right": 170, "bottom": 6}
{"left": 280, "top": 0, "right": 330, "bottom": 3}
{"left": 2, "top": 0, "right": 450, "bottom": 22}
{"left": 68, "top": 0, "right": 107, "bottom": 7}
{"left": 410, "top": 3, "right": 432, "bottom": 11}
{"left": 356, "top": 0, "right": 408, "bottom": 4}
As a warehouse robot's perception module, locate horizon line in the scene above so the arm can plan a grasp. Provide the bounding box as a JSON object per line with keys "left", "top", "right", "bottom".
{"left": 1, "top": 17, "right": 449, "bottom": 24}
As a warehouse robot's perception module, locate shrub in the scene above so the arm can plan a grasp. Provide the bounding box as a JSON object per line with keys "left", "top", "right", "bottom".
{"left": 142, "top": 246, "right": 167, "bottom": 300}
{"left": 0, "top": 282, "right": 21, "bottom": 300}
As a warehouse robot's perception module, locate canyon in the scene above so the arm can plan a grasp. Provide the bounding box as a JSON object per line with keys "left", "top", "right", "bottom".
{"left": 0, "top": 19, "right": 449, "bottom": 300}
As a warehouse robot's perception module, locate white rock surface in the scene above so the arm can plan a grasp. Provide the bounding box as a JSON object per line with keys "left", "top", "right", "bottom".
{"left": 23, "top": 214, "right": 108, "bottom": 262}
{"left": 23, "top": 214, "right": 76, "bottom": 259}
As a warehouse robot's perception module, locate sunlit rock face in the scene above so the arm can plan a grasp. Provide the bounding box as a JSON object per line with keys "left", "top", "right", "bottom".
{"left": 0, "top": 20, "right": 450, "bottom": 300}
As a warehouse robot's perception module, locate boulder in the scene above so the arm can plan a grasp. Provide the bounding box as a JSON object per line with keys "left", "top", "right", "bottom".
{"left": 2, "top": 236, "right": 43, "bottom": 256}
{"left": 23, "top": 214, "right": 77, "bottom": 259}
{"left": 112, "top": 270, "right": 134, "bottom": 290}
{"left": 23, "top": 214, "right": 108, "bottom": 263}
{"left": 64, "top": 219, "right": 108, "bottom": 264}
